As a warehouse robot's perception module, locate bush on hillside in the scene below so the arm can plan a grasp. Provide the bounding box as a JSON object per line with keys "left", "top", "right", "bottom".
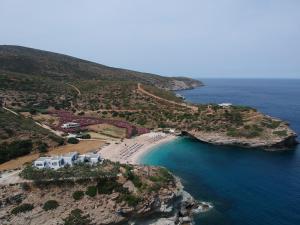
{"left": 63, "top": 209, "right": 93, "bottom": 225}
{"left": 11, "top": 203, "right": 34, "bottom": 215}
{"left": 67, "top": 137, "right": 79, "bottom": 144}
{"left": 72, "top": 191, "right": 84, "bottom": 200}
{"left": 43, "top": 200, "right": 59, "bottom": 211}
{"left": 81, "top": 134, "right": 91, "bottom": 139}
{"left": 85, "top": 186, "right": 97, "bottom": 197}
{"left": 0, "top": 140, "right": 33, "bottom": 164}
{"left": 38, "top": 142, "right": 48, "bottom": 153}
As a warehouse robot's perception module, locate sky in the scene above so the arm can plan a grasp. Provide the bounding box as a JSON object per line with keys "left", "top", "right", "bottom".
{"left": 0, "top": 0, "right": 299, "bottom": 79}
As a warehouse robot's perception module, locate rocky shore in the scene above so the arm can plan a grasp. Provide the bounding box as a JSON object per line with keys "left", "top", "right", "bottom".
{"left": 186, "top": 126, "right": 298, "bottom": 150}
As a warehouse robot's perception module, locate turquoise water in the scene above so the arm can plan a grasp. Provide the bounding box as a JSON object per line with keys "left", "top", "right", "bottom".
{"left": 141, "top": 79, "right": 300, "bottom": 225}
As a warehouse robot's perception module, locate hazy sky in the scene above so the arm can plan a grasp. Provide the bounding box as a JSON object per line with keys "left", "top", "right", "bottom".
{"left": 1, "top": 0, "right": 299, "bottom": 78}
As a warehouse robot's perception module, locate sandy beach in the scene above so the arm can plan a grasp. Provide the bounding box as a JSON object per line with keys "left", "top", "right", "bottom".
{"left": 99, "top": 132, "right": 178, "bottom": 164}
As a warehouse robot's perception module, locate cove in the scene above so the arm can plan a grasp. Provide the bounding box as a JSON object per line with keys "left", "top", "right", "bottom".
{"left": 140, "top": 79, "right": 300, "bottom": 225}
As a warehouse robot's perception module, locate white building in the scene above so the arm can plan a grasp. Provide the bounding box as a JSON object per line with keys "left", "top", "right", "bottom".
{"left": 218, "top": 103, "right": 232, "bottom": 108}
{"left": 85, "top": 153, "right": 101, "bottom": 164}
{"left": 62, "top": 152, "right": 78, "bottom": 166}
{"left": 34, "top": 157, "right": 52, "bottom": 169}
{"left": 33, "top": 151, "right": 101, "bottom": 169}
{"left": 49, "top": 156, "right": 64, "bottom": 170}
{"left": 61, "top": 122, "right": 80, "bottom": 129}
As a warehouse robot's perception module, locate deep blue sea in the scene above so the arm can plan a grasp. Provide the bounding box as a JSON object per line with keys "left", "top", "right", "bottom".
{"left": 141, "top": 79, "right": 300, "bottom": 225}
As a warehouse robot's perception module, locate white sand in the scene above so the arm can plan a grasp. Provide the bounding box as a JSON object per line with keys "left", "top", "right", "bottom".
{"left": 98, "top": 132, "right": 177, "bottom": 164}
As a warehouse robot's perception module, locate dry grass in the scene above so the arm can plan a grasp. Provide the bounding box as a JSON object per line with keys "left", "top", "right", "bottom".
{"left": 32, "top": 113, "right": 60, "bottom": 126}
{"left": 87, "top": 124, "right": 126, "bottom": 138}
{"left": 0, "top": 140, "right": 105, "bottom": 171}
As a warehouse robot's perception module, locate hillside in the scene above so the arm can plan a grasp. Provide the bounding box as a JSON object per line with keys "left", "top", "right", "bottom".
{"left": 0, "top": 45, "right": 202, "bottom": 90}
{"left": 0, "top": 45, "right": 297, "bottom": 152}
{"left": 0, "top": 108, "right": 63, "bottom": 164}
{"left": 0, "top": 162, "right": 200, "bottom": 225}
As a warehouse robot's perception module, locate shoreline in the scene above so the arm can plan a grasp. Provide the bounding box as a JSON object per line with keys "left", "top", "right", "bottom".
{"left": 99, "top": 132, "right": 178, "bottom": 164}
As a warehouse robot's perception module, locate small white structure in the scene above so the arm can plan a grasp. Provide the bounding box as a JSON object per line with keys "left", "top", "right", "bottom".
{"left": 61, "top": 122, "right": 80, "bottom": 129}
{"left": 62, "top": 152, "right": 78, "bottom": 166}
{"left": 49, "top": 156, "right": 64, "bottom": 170}
{"left": 218, "top": 103, "right": 232, "bottom": 108}
{"left": 85, "top": 153, "right": 101, "bottom": 164}
{"left": 34, "top": 157, "right": 52, "bottom": 169}
{"left": 175, "top": 93, "right": 185, "bottom": 99}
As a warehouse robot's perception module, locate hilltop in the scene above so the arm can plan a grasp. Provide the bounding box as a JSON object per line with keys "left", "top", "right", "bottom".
{"left": 0, "top": 45, "right": 202, "bottom": 90}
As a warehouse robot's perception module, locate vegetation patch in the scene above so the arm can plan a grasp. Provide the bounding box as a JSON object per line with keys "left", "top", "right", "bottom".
{"left": 273, "top": 130, "right": 288, "bottom": 137}
{"left": 20, "top": 162, "right": 119, "bottom": 181}
{"left": 117, "top": 193, "right": 140, "bottom": 207}
{"left": 11, "top": 203, "right": 34, "bottom": 215}
{"left": 0, "top": 140, "right": 33, "bottom": 164}
{"left": 85, "top": 186, "right": 97, "bottom": 197}
{"left": 67, "top": 137, "right": 79, "bottom": 144}
{"left": 43, "top": 200, "right": 59, "bottom": 211}
{"left": 72, "top": 191, "right": 84, "bottom": 200}
{"left": 63, "top": 209, "right": 93, "bottom": 225}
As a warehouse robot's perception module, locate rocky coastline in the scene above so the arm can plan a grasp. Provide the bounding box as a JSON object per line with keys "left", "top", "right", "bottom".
{"left": 184, "top": 128, "right": 298, "bottom": 150}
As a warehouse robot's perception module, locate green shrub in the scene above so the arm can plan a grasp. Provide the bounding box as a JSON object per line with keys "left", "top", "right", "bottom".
{"left": 72, "top": 191, "right": 84, "bottom": 200}
{"left": 67, "top": 137, "right": 79, "bottom": 144}
{"left": 38, "top": 142, "right": 48, "bottom": 153}
{"left": 20, "top": 182, "right": 31, "bottom": 191}
{"left": 118, "top": 193, "right": 140, "bottom": 207}
{"left": 11, "top": 203, "right": 34, "bottom": 215}
{"left": 273, "top": 130, "right": 287, "bottom": 137}
{"left": 85, "top": 186, "right": 97, "bottom": 197}
{"left": 0, "top": 140, "right": 33, "bottom": 164}
{"left": 81, "top": 134, "right": 91, "bottom": 139}
{"left": 97, "top": 178, "right": 121, "bottom": 194}
{"left": 63, "top": 209, "right": 93, "bottom": 225}
{"left": 227, "top": 128, "right": 239, "bottom": 137}
{"left": 43, "top": 200, "right": 59, "bottom": 211}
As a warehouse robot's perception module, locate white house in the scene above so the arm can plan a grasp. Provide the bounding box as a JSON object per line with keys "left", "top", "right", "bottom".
{"left": 49, "top": 156, "right": 64, "bottom": 170}
{"left": 34, "top": 157, "right": 52, "bottom": 169}
{"left": 61, "top": 122, "right": 80, "bottom": 129}
{"left": 62, "top": 152, "right": 78, "bottom": 166}
{"left": 85, "top": 153, "right": 101, "bottom": 164}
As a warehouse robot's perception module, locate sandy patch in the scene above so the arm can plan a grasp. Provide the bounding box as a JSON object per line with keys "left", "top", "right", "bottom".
{"left": 99, "top": 132, "right": 177, "bottom": 165}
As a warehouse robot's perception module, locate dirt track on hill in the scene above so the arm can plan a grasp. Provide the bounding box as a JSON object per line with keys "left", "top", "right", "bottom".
{"left": 137, "top": 83, "right": 198, "bottom": 111}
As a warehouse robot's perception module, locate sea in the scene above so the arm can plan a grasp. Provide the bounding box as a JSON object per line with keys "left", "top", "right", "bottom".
{"left": 140, "top": 79, "right": 300, "bottom": 225}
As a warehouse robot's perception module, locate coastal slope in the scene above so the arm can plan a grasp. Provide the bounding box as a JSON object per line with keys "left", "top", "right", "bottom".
{"left": 0, "top": 45, "right": 297, "bottom": 150}
{"left": 0, "top": 162, "right": 199, "bottom": 225}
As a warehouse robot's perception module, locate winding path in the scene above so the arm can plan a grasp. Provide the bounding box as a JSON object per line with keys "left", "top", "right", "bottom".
{"left": 67, "top": 83, "right": 81, "bottom": 96}
{"left": 137, "top": 83, "right": 198, "bottom": 111}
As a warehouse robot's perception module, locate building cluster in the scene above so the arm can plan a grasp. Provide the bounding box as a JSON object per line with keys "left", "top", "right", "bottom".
{"left": 34, "top": 151, "right": 101, "bottom": 170}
